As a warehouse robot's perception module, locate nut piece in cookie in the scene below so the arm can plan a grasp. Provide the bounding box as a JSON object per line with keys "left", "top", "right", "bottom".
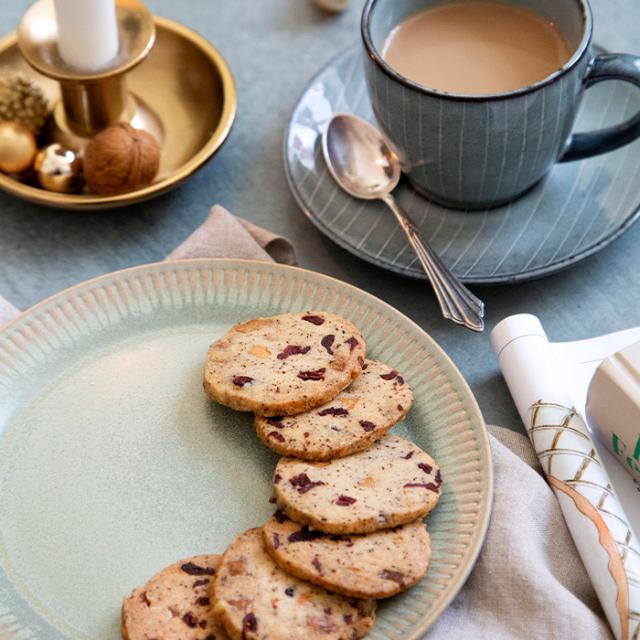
{"left": 121, "top": 554, "right": 229, "bottom": 640}
{"left": 263, "top": 513, "right": 431, "bottom": 598}
{"left": 273, "top": 435, "right": 442, "bottom": 534}
{"left": 255, "top": 360, "right": 413, "bottom": 460}
{"left": 203, "top": 312, "right": 366, "bottom": 416}
{"left": 213, "top": 528, "right": 375, "bottom": 640}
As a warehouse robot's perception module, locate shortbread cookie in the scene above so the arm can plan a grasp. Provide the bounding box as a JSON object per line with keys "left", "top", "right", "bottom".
{"left": 213, "top": 528, "right": 375, "bottom": 640}
{"left": 254, "top": 360, "right": 413, "bottom": 460}
{"left": 204, "top": 312, "right": 366, "bottom": 416}
{"left": 121, "top": 554, "right": 229, "bottom": 640}
{"left": 263, "top": 513, "right": 430, "bottom": 598}
{"left": 273, "top": 435, "right": 441, "bottom": 534}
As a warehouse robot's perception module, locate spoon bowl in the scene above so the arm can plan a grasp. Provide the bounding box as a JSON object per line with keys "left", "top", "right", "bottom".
{"left": 323, "top": 113, "right": 400, "bottom": 199}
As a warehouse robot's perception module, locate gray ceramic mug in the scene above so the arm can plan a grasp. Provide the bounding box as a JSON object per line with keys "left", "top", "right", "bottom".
{"left": 362, "top": 0, "right": 640, "bottom": 209}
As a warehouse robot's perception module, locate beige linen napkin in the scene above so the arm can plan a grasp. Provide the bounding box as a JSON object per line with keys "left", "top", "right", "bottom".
{"left": 0, "top": 297, "right": 18, "bottom": 327}
{"left": 0, "top": 205, "right": 612, "bottom": 639}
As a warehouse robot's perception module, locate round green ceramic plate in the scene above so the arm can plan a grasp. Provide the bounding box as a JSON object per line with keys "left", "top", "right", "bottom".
{"left": 0, "top": 259, "right": 491, "bottom": 639}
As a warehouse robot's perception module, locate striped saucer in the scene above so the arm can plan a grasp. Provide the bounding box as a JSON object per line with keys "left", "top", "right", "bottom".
{"left": 284, "top": 45, "right": 640, "bottom": 285}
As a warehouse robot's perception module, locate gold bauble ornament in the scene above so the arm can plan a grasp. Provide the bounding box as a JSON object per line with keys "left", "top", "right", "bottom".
{"left": 0, "top": 121, "right": 37, "bottom": 174}
{"left": 34, "top": 143, "right": 83, "bottom": 193}
{"left": 0, "top": 72, "right": 49, "bottom": 135}
{"left": 313, "top": 0, "right": 353, "bottom": 11}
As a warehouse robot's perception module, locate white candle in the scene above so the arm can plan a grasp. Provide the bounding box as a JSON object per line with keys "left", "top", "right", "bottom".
{"left": 53, "top": 0, "right": 119, "bottom": 70}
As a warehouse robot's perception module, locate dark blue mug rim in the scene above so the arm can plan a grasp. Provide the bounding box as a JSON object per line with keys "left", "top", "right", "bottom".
{"left": 361, "top": 0, "right": 594, "bottom": 102}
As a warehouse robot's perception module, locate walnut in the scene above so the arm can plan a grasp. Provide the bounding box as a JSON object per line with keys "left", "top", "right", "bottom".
{"left": 84, "top": 123, "right": 160, "bottom": 195}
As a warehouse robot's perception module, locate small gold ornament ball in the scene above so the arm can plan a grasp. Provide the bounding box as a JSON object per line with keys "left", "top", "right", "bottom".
{"left": 34, "top": 143, "right": 83, "bottom": 193}
{"left": 313, "top": 0, "right": 353, "bottom": 11}
{"left": 0, "top": 121, "right": 36, "bottom": 174}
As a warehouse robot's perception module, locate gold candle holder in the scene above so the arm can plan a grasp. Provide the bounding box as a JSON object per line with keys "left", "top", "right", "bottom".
{"left": 17, "top": 0, "right": 155, "bottom": 144}
{"left": 0, "top": 1, "right": 236, "bottom": 209}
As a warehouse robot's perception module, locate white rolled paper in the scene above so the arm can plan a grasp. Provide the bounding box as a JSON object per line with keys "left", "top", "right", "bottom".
{"left": 53, "top": 0, "right": 119, "bottom": 70}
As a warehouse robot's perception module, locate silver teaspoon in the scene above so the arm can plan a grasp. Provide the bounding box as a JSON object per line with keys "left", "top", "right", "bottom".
{"left": 322, "top": 113, "right": 485, "bottom": 332}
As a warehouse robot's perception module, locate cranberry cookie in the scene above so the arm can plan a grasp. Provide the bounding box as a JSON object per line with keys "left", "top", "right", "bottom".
{"left": 254, "top": 360, "right": 413, "bottom": 460}
{"left": 121, "top": 554, "right": 228, "bottom": 640}
{"left": 273, "top": 435, "right": 441, "bottom": 534}
{"left": 213, "top": 528, "right": 375, "bottom": 640}
{"left": 263, "top": 513, "right": 430, "bottom": 599}
{"left": 204, "top": 312, "right": 366, "bottom": 416}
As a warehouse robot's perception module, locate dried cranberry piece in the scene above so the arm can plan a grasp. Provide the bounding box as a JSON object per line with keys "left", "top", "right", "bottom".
{"left": 344, "top": 614, "right": 353, "bottom": 624}
{"left": 196, "top": 596, "right": 210, "bottom": 607}
{"left": 318, "top": 407, "right": 349, "bottom": 417}
{"left": 402, "top": 450, "right": 414, "bottom": 460}
{"left": 274, "top": 509, "right": 287, "bottom": 523}
{"left": 345, "top": 336, "right": 359, "bottom": 351}
{"left": 272, "top": 533, "right": 281, "bottom": 549}
{"left": 359, "top": 420, "right": 376, "bottom": 432}
{"left": 302, "top": 314, "right": 325, "bottom": 325}
{"left": 285, "top": 587, "right": 295, "bottom": 597}
{"left": 268, "top": 431, "right": 285, "bottom": 443}
{"left": 269, "top": 495, "right": 276, "bottom": 503}
{"left": 435, "top": 470, "right": 442, "bottom": 486}
{"left": 312, "top": 557, "right": 323, "bottom": 573}
{"left": 192, "top": 579, "right": 210, "bottom": 588}
{"left": 181, "top": 562, "right": 216, "bottom": 576}
{"left": 321, "top": 334, "right": 335, "bottom": 355}
{"left": 277, "top": 345, "right": 311, "bottom": 360}
{"left": 232, "top": 376, "right": 254, "bottom": 387}
{"left": 273, "top": 473, "right": 282, "bottom": 484}
{"left": 288, "top": 526, "right": 325, "bottom": 543}
{"left": 242, "top": 612, "right": 258, "bottom": 638}
{"left": 267, "top": 416, "right": 286, "bottom": 429}
{"left": 379, "top": 569, "right": 405, "bottom": 584}
{"left": 397, "top": 404, "right": 404, "bottom": 412}
{"left": 297, "top": 368, "right": 326, "bottom": 381}
{"left": 182, "top": 612, "right": 199, "bottom": 628}
{"left": 380, "top": 370, "right": 399, "bottom": 380}
{"left": 418, "top": 462, "right": 433, "bottom": 475}
{"left": 335, "top": 495, "right": 357, "bottom": 506}
{"left": 289, "top": 473, "right": 326, "bottom": 494}
{"left": 403, "top": 482, "right": 439, "bottom": 490}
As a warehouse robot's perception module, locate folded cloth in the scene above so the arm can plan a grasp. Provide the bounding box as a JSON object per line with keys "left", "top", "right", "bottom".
{"left": 0, "top": 205, "right": 612, "bottom": 639}
{"left": 166, "top": 205, "right": 297, "bottom": 265}
{"left": 0, "top": 297, "right": 18, "bottom": 326}
{"left": 427, "top": 425, "right": 611, "bottom": 640}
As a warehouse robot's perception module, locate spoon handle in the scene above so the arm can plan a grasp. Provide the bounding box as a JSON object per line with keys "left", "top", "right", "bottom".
{"left": 381, "top": 194, "right": 485, "bottom": 332}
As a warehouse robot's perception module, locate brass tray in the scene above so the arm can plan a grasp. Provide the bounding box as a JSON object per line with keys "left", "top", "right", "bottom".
{"left": 0, "top": 16, "right": 236, "bottom": 210}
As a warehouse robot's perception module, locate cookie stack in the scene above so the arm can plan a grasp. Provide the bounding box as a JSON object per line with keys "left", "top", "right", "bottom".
{"left": 121, "top": 312, "right": 442, "bottom": 640}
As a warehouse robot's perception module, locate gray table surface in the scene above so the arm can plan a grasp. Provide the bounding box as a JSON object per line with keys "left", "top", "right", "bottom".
{"left": 0, "top": 0, "right": 638, "bottom": 434}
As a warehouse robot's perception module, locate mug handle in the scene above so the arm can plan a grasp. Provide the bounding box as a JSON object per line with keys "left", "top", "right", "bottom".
{"left": 560, "top": 53, "right": 640, "bottom": 162}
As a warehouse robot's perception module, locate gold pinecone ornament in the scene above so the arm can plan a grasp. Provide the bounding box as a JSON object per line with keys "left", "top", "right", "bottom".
{"left": 0, "top": 72, "right": 49, "bottom": 135}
